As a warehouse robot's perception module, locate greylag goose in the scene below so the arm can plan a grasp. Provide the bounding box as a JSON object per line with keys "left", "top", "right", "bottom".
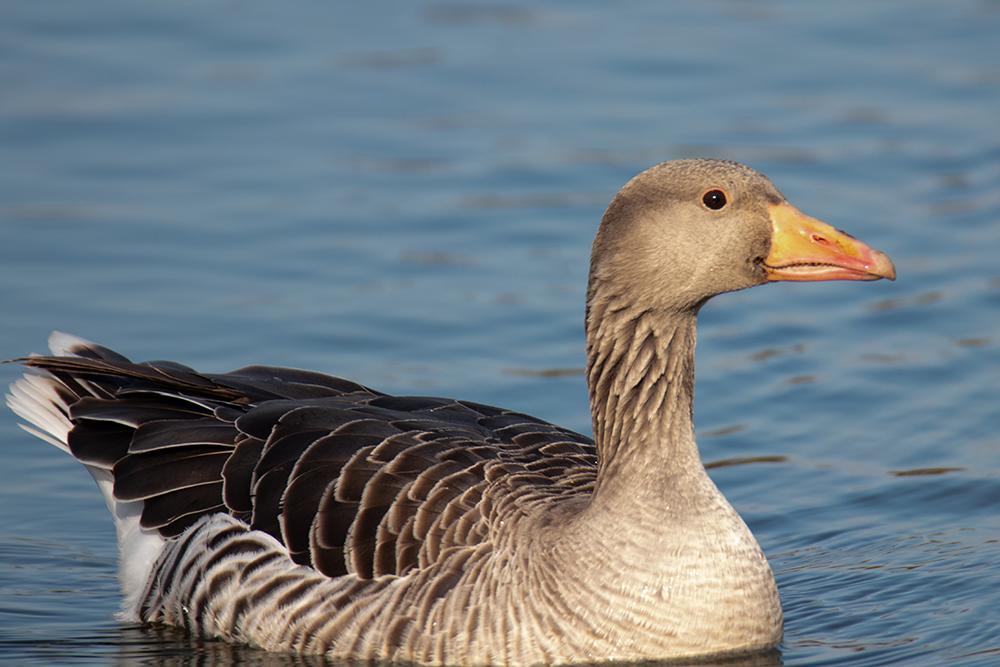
{"left": 6, "top": 159, "right": 895, "bottom": 665}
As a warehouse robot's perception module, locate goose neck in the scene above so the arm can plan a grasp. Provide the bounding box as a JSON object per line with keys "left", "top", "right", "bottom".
{"left": 585, "top": 301, "right": 702, "bottom": 503}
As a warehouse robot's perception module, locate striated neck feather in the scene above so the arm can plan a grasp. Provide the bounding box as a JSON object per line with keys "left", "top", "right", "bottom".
{"left": 585, "top": 287, "right": 702, "bottom": 505}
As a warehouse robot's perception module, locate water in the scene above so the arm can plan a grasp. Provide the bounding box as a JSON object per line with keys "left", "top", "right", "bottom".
{"left": 1, "top": 1, "right": 998, "bottom": 665}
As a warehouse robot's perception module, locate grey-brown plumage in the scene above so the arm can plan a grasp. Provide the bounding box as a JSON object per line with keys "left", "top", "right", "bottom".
{"left": 6, "top": 159, "right": 895, "bottom": 665}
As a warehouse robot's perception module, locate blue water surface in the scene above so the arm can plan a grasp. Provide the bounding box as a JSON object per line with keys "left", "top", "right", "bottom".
{"left": 1, "top": 1, "right": 998, "bottom": 666}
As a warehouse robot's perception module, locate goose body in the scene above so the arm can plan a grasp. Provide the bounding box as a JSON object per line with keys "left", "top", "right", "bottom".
{"left": 7, "top": 159, "right": 894, "bottom": 665}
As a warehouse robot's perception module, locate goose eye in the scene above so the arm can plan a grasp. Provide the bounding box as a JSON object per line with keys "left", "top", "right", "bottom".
{"left": 702, "top": 189, "right": 727, "bottom": 210}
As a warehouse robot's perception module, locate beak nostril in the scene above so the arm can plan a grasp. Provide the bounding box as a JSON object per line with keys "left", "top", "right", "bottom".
{"left": 811, "top": 234, "right": 831, "bottom": 246}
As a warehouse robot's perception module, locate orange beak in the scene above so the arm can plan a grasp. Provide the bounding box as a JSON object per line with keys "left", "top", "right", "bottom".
{"left": 762, "top": 203, "right": 896, "bottom": 282}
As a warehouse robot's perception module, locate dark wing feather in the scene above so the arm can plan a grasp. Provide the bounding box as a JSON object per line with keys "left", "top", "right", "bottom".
{"left": 113, "top": 446, "right": 232, "bottom": 500}
{"left": 18, "top": 345, "right": 598, "bottom": 581}
{"left": 66, "top": 420, "right": 134, "bottom": 467}
{"left": 130, "top": 419, "right": 238, "bottom": 452}
{"left": 140, "top": 484, "right": 227, "bottom": 536}
{"left": 220, "top": 437, "right": 264, "bottom": 516}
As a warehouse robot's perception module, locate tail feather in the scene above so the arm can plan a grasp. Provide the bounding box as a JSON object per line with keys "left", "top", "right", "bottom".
{"left": 7, "top": 372, "right": 74, "bottom": 452}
